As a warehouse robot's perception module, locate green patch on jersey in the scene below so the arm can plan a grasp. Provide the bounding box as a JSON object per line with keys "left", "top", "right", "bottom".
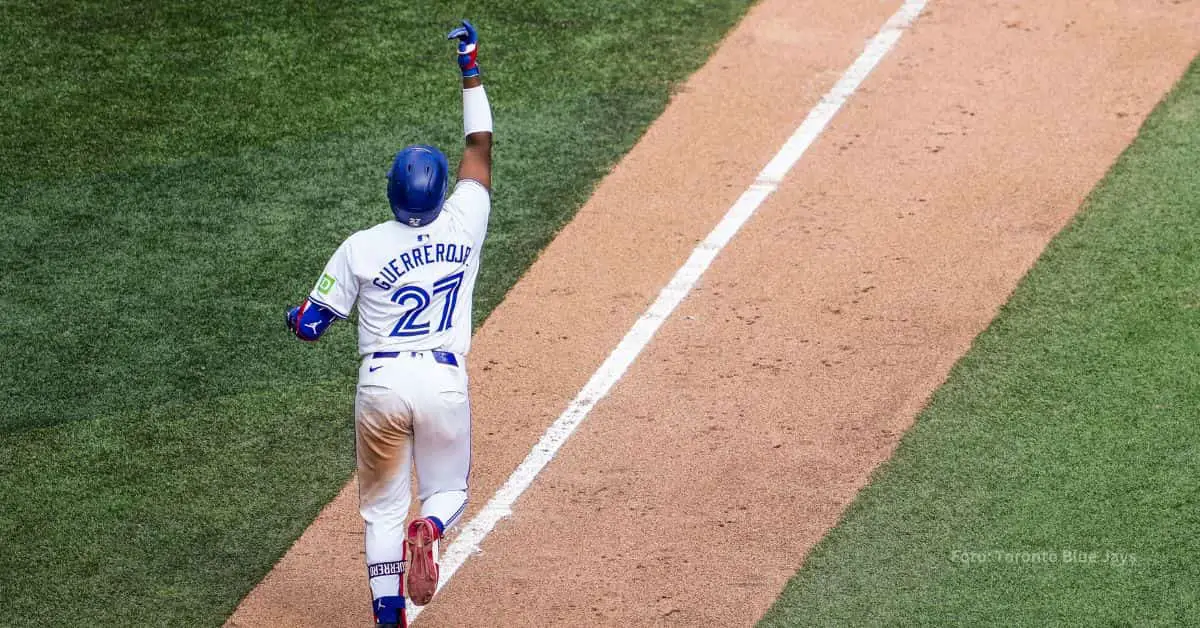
{"left": 317, "top": 273, "right": 335, "bottom": 295}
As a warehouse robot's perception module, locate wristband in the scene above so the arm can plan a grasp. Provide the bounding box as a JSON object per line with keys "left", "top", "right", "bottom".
{"left": 463, "top": 85, "right": 493, "bottom": 136}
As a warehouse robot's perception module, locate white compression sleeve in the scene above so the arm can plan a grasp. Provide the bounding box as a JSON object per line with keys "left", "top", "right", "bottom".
{"left": 463, "top": 85, "right": 493, "bottom": 136}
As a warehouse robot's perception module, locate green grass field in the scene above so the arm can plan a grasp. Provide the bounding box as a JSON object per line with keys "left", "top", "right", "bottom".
{"left": 761, "top": 57, "right": 1200, "bottom": 627}
{"left": 0, "top": 1, "right": 754, "bottom": 624}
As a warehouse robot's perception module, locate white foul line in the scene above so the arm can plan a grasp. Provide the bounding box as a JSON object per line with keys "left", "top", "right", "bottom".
{"left": 411, "top": 0, "right": 926, "bottom": 620}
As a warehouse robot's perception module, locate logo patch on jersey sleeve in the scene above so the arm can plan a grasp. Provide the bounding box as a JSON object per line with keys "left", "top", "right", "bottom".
{"left": 317, "top": 273, "right": 336, "bottom": 295}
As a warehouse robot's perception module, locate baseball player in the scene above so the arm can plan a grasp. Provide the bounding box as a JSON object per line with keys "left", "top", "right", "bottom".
{"left": 285, "top": 20, "right": 492, "bottom": 628}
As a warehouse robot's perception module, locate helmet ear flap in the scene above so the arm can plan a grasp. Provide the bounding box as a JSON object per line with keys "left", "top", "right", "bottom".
{"left": 387, "top": 145, "right": 449, "bottom": 227}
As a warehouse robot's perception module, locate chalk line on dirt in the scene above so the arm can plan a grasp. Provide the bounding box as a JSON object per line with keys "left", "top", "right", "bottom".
{"left": 411, "top": 0, "right": 927, "bottom": 620}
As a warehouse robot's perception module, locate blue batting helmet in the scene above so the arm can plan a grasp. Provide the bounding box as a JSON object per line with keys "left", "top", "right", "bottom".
{"left": 387, "top": 145, "right": 450, "bottom": 227}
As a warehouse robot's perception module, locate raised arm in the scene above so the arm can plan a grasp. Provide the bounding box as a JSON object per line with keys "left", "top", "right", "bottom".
{"left": 448, "top": 20, "right": 493, "bottom": 190}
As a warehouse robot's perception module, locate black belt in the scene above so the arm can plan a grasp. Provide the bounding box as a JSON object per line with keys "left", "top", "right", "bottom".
{"left": 372, "top": 350, "right": 459, "bottom": 367}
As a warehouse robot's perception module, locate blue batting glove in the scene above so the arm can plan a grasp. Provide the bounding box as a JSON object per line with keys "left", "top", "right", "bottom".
{"left": 286, "top": 305, "right": 300, "bottom": 333}
{"left": 447, "top": 20, "right": 480, "bottom": 78}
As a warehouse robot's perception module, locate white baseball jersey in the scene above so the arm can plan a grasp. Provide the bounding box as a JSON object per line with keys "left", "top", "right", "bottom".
{"left": 308, "top": 180, "right": 490, "bottom": 356}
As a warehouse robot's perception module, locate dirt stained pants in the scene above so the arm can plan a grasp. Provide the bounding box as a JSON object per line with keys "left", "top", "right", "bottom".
{"left": 354, "top": 350, "right": 471, "bottom": 601}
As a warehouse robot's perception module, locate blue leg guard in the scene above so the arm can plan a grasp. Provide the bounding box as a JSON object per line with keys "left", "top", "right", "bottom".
{"left": 372, "top": 595, "right": 406, "bottom": 626}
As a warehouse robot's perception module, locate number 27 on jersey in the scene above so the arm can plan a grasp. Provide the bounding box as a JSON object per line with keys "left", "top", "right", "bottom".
{"left": 389, "top": 271, "right": 465, "bottom": 337}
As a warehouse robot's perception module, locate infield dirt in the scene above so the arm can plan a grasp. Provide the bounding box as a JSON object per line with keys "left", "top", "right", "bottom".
{"left": 227, "top": 0, "right": 1200, "bottom": 625}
